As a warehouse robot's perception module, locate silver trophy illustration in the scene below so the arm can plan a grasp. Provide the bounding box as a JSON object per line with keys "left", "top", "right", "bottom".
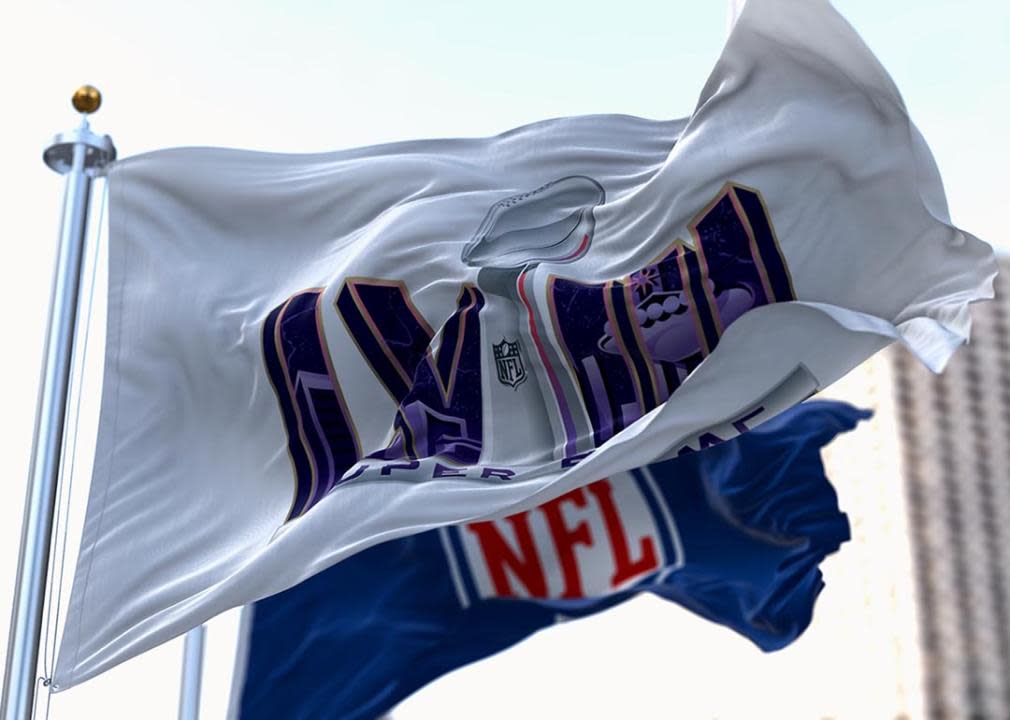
{"left": 462, "top": 176, "right": 605, "bottom": 463}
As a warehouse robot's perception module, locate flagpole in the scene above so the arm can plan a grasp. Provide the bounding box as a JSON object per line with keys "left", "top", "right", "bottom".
{"left": 1, "top": 86, "right": 115, "bottom": 720}
{"left": 178, "top": 626, "right": 206, "bottom": 720}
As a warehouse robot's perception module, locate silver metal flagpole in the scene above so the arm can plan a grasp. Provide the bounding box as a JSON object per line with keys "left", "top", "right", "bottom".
{"left": 1, "top": 86, "right": 115, "bottom": 720}
{"left": 178, "top": 625, "right": 206, "bottom": 720}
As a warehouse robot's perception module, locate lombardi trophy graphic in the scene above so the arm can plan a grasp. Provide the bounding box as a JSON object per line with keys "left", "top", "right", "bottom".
{"left": 462, "top": 176, "right": 605, "bottom": 464}
{"left": 463, "top": 175, "right": 769, "bottom": 462}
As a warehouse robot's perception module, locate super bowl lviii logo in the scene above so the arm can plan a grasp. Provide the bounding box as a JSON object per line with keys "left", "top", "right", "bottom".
{"left": 263, "top": 177, "right": 794, "bottom": 520}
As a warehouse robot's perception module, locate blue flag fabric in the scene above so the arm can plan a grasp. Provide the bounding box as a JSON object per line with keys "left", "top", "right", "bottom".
{"left": 232, "top": 401, "right": 868, "bottom": 720}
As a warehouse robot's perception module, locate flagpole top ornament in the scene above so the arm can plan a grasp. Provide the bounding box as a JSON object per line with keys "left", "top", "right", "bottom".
{"left": 43, "top": 85, "right": 116, "bottom": 175}
{"left": 71, "top": 85, "right": 102, "bottom": 114}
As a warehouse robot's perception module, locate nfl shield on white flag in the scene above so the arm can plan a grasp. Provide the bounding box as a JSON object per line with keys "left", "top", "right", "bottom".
{"left": 54, "top": 0, "right": 994, "bottom": 687}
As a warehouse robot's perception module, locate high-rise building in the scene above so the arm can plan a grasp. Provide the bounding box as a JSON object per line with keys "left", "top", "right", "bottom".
{"left": 889, "top": 264, "right": 1010, "bottom": 720}
{"left": 819, "top": 258, "right": 1010, "bottom": 719}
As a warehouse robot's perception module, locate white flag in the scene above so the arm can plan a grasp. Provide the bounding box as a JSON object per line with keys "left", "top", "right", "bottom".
{"left": 729, "top": 0, "right": 748, "bottom": 28}
{"left": 55, "top": 0, "right": 994, "bottom": 688}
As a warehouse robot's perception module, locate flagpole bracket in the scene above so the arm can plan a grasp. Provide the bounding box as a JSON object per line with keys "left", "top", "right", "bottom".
{"left": 44, "top": 124, "right": 116, "bottom": 176}
{"left": 43, "top": 85, "right": 117, "bottom": 176}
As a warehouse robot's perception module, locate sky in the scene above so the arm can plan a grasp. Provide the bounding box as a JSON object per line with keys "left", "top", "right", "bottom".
{"left": 0, "top": 1, "right": 1007, "bottom": 718}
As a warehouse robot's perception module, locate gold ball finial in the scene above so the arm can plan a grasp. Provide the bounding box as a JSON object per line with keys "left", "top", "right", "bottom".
{"left": 71, "top": 85, "right": 102, "bottom": 114}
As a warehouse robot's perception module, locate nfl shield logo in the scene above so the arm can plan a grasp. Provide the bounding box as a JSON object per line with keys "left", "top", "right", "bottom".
{"left": 493, "top": 338, "right": 527, "bottom": 389}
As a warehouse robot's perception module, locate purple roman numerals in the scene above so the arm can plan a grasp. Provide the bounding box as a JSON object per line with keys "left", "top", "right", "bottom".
{"left": 262, "top": 182, "right": 793, "bottom": 522}
{"left": 262, "top": 290, "right": 361, "bottom": 520}
{"left": 338, "top": 282, "right": 485, "bottom": 464}
{"left": 535, "top": 183, "right": 794, "bottom": 447}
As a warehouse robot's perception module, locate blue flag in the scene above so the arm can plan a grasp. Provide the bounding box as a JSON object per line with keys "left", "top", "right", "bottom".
{"left": 231, "top": 401, "right": 868, "bottom": 720}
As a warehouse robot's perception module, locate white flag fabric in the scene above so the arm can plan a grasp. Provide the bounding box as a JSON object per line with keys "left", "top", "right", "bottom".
{"left": 55, "top": 0, "right": 995, "bottom": 688}
{"left": 729, "top": 0, "right": 748, "bottom": 27}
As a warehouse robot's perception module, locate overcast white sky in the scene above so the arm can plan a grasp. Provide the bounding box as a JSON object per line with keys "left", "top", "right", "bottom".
{"left": 0, "top": 1, "right": 1006, "bottom": 718}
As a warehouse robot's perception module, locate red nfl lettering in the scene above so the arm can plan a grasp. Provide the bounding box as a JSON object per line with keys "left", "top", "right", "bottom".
{"left": 586, "top": 481, "right": 658, "bottom": 586}
{"left": 466, "top": 515, "right": 548, "bottom": 598}
{"left": 540, "top": 488, "right": 595, "bottom": 599}
{"left": 462, "top": 476, "right": 665, "bottom": 600}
